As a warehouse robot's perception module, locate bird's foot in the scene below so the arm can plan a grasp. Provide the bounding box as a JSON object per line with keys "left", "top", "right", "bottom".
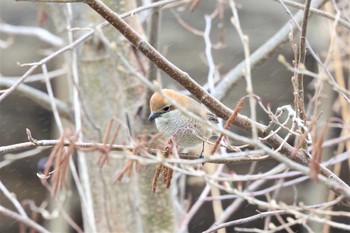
{"left": 198, "top": 153, "right": 206, "bottom": 166}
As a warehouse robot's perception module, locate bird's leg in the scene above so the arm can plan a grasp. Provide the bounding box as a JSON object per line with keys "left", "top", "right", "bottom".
{"left": 199, "top": 141, "right": 205, "bottom": 159}
{"left": 199, "top": 141, "right": 206, "bottom": 166}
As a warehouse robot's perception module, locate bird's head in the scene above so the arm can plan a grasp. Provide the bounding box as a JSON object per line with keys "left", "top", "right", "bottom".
{"left": 148, "top": 89, "right": 188, "bottom": 121}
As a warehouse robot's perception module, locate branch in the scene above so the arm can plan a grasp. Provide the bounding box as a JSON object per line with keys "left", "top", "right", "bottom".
{"left": 203, "top": 210, "right": 288, "bottom": 233}
{"left": 0, "top": 135, "right": 268, "bottom": 165}
{"left": 0, "top": 78, "right": 71, "bottom": 119}
{"left": 1, "top": 67, "right": 67, "bottom": 83}
{"left": 1, "top": 0, "right": 183, "bottom": 103}
{"left": 278, "top": 0, "right": 350, "bottom": 104}
{"left": 0, "top": 181, "right": 28, "bottom": 217}
{"left": 0, "top": 205, "right": 50, "bottom": 233}
{"left": 214, "top": 0, "right": 326, "bottom": 101}
{"left": 293, "top": 0, "right": 312, "bottom": 123}
{"left": 273, "top": 0, "right": 350, "bottom": 30}
{"left": 229, "top": 0, "right": 258, "bottom": 141}
{"left": 142, "top": 0, "right": 162, "bottom": 121}
{"left": 0, "top": 22, "right": 64, "bottom": 47}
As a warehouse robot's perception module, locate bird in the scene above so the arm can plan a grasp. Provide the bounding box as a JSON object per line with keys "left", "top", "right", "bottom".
{"left": 148, "top": 89, "right": 218, "bottom": 155}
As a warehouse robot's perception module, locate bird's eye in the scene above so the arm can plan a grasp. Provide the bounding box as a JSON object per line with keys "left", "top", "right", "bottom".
{"left": 163, "top": 106, "right": 171, "bottom": 112}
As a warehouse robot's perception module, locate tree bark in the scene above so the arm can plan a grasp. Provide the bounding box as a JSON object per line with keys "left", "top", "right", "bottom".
{"left": 49, "top": 1, "right": 177, "bottom": 232}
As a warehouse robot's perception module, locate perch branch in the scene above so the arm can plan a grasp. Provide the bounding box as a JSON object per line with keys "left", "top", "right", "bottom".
{"left": 0, "top": 135, "right": 268, "bottom": 165}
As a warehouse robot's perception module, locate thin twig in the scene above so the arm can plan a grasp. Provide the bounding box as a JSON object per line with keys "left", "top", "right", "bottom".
{"left": 211, "top": 97, "right": 244, "bottom": 154}
{"left": 1, "top": 67, "right": 67, "bottom": 83}
{"left": 0, "top": 79, "right": 71, "bottom": 119}
{"left": 178, "top": 165, "right": 224, "bottom": 233}
{"left": 0, "top": 205, "right": 50, "bottom": 233}
{"left": 0, "top": 22, "right": 63, "bottom": 46}
{"left": 213, "top": 0, "right": 326, "bottom": 101}
{"left": 229, "top": 0, "right": 257, "bottom": 141}
{"left": 279, "top": 0, "right": 350, "bottom": 104}
{"left": 42, "top": 64, "right": 64, "bottom": 133}
{"left": 142, "top": 0, "right": 162, "bottom": 121}
{"left": 273, "top": 0, "right": 350, "bottom": 30}
{"left": 0, "top": 182, "right": 28, "bottom": 218}
{"left": 294, "top": 0, "right": 312, "bottom": 123}
{"left": 0, "top": 0, "right": 184, "bottom": 103}
{"left": 66, "top": 4, "right": 98, "bottom": 230}
{"left": 203, "top": 210, "right": 287, "bottom": 233}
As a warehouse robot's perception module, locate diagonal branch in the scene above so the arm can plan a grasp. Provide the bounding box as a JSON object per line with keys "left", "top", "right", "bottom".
{"left": 272, "top": 0, "right": 350, "bottom": 30}
{"left": 0, "top": 205, "right": 50, "bottom": 233}
{"left": 0, "top": 78, "right": 71, "bottom": 119}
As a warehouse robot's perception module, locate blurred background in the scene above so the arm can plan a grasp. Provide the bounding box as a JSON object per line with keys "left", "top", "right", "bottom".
{"left": 1, "top": 0, "right": 349, "bottom": 232}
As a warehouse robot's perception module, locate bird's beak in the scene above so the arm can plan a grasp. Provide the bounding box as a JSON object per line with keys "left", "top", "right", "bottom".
{"left": 148, "top": 112, "right": 161, "bottom": 121}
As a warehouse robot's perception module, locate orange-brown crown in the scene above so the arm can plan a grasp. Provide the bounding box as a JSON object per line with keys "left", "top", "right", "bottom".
{"left": 149, "top": 89, "right": 191, "bottom": 113}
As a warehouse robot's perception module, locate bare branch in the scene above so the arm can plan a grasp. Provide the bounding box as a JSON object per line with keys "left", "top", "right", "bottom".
{"left": 0, "top": 0, "right": 184, "bottom": 103}
{"left": 142, "top": 0, "right": 162, "bottom": 121}
{"left": 294, "top": 0, "right": 312, "bottom": 123}
{"left": 0, "top": 22, "right": 64, "bottom": 47}
{"left": 0, "top": 135, "right": 268, "bottom": 164}
{"left": 213, "top": 0, "right": 326, "bottom": 101}
{"left": 204, "top": 210, "right": 288, "bottom": 233}
{"left": 0, "top": 78, "right": 71, "bottom": 119}
{"left": 0, "top": 205, "right": 50, "bottom": 233}
{"left": 0, "top": 182, "right": 28, "bottom": 218}
{"left": 272, "top": 0, "right": 350, "bottom": 30}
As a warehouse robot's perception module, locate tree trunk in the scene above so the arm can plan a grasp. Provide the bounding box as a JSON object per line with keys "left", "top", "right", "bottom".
{"left": 49, "top": 1, "right": 177, "bottom": 232}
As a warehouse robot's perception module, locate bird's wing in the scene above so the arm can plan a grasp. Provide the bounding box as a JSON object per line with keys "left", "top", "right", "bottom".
{"left": 206, "top": 111, "right": 219, "bottom": 124}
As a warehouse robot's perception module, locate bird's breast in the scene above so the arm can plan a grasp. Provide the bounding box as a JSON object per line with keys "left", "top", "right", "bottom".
{"left": 155, "top": 110, "right": 212, "bottom": 148}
